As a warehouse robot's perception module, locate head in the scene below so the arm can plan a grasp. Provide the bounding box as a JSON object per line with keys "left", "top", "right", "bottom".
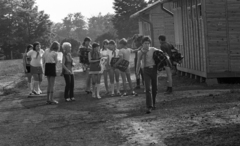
{"left": 83, "top": 37, "right": 92, "bottom": 47}
{"left": 118, "top": 38, "right": 128, "bottom": 49}
{"left": 102, "top": 39, "right": 109, "bottom": 50}
{"left": 50, "top": 41, "right": 60, "bottom": 52}
{"left": 26, "top": 44, "right": 33, "bottom": 53}
{"left": 92, "top": 42, "right": 100, "bottom": 52}
{"left": 158, "top": 35, "right": 166, "bottom": 44}
{"left": 33, "top": 42, "right": 41, "bottom": 52}
{"left": 108, "top": 40, "right": 116, "bottom": 50}
{"left": 62, "top": 42, "right": 71, "bottom": 54}
{"left": 141, "top": 36, "right": 152, "bottom": 50}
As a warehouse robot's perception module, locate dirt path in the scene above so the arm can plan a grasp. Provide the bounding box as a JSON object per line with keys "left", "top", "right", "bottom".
{"left": 1, "top": 69, "right": 240, "bottom": 146}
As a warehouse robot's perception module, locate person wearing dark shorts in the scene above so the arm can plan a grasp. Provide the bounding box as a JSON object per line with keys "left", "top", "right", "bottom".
{"left": 43, "top": 41, "right": 60, "bottom": 104}
{"left": 23, "top": 44, "right": 33, "bottom": 95}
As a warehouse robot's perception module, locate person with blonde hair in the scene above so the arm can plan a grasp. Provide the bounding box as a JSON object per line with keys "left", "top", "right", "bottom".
{"left": 62, "top": 42, "right": 75, "bottom": 102}
{"left": 42, "top": 41, "right": 60, "bottom": 104}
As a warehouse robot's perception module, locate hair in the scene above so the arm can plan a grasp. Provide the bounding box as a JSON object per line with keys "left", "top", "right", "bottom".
{"left": 92, "top": 42, "right": 100, "bottom": 49}
{"left": 33, "top": 42, "right": 40, "bottom": 58}
{"left": 50, "top": 41, "right": 60, "bottom": 52}
{"left": 25, "top": 44, "right": 33, "bottom": 53}
{"left": 62, "top": 42, "right": 71, "bottom": 54}
{"left": 158, "top": 35, "right": 166, "bottom": 41}
{"left": 91, "top": 42, "right": 100, "bottom": 59}
{"left": 82, "top": 37, "right": 92, "bottom": 47}
{"left": 119, "top": 38, "right": 128, "bottom": 46}
{"left": 102, "top": 39, "right": 109, "bottom": 50}
{"left": 141, "top": 36, "right": 152, "bottom": 44}
{"left": 109, "top": 40, "right": 116, "bottom": 45}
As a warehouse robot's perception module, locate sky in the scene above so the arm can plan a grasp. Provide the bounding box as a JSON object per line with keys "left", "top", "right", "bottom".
{"left": 36, "top": 0, "right": 115, "bottom": 23}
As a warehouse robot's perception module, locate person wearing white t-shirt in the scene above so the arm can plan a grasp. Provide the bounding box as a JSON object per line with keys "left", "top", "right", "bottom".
{"left": 27, "top": 42, "right": 44, "bottom": 95}
{"left": 100, "top": 39, "right": 110, "bottom": 95}
{"left": 108, "top": 40, "right": 121, "bottom": 96}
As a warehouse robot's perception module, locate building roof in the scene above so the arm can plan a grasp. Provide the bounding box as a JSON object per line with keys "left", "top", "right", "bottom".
{"left": 130, "top": 0, "right": 171, "bottom": 18}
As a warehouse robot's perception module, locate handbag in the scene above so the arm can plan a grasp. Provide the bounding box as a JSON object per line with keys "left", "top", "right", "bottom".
{"left": 110, "top": 57, "right": 129, "bottom": 72}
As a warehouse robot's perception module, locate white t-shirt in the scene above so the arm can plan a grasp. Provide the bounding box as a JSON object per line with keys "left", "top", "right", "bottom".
{"left": 118, "top": 48, "right": 131, "bottom": 62}
{"left": 27, "top": 49, "right": 44, "bottom": 67}
{"left": 43, "top": 50, "right": 58, "bottom": 63}
{"left": 107, "top": 49, "right": 119, "bottom": 64}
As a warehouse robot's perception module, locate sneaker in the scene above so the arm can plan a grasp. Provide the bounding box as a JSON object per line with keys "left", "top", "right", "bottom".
{"left": 32, "top": 90, "right": 40, "bottom": 95}
{"left": 122, "top": 93, "right": 128, "bottom": 96}
{"left": 51, "top": 100, "right": 59, "bottom": 104}
{"left": 146, "top": 108, "right": 152, "bottom": 114}
{"left": 65, "top": 98, "right": 71, "bottom": 102}
{"left": 70, "top": 97, "right": 76, "bottom": 101}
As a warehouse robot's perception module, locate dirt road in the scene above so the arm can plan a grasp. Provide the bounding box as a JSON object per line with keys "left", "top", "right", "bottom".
{"left": 0, "top": 69, "right": 240, "bottom": 146}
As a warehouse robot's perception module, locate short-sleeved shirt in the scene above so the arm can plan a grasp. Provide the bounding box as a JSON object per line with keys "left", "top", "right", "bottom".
{"left": 118, "top": 48, "right": 131, "bottom": 62}
{"left": 138, "top": 47, "right": 157, "bottom": 68}
{"left": 107, "top": 49, "right": 119, "bottom": 64}
{"left": 27, "top": 49, "right": 44, "bottom": 67}
{"left": 160, "top": 42, "right": 173, "bottom": 57}
{"left": 43, "top": 50, "right": 58, "bottom": 63}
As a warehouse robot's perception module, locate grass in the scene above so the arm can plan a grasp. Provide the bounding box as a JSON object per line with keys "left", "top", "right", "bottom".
{"left": 0, "top": 59, "right": 24, "bottom": 76}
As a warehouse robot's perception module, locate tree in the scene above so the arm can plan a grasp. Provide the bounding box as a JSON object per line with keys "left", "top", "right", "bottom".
{"left": 112, "top": 0, "right": 147, "bottom": 38}
{"left": 0, "top": 0, "right": 53, "bottom": 58}
{"left": 88, "top": 13, "right": 117, "bottom": 41}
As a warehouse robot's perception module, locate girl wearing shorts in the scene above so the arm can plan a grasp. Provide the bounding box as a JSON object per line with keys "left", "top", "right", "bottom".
{"left": 22, "top": 44, "right": 33, "bottom": 95}
{"left": 27, "top": 42, "right": 44, "bottom": 95}
{"left": 88, "top": 43, "right": 102, "bottom": 99}
{"left": 43, "top": 41, "right": 60, "bottom": 104}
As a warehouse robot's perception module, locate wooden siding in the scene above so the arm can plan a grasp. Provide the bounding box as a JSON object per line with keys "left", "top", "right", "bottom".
{"left": 205, "top": 0, "right": 240, "bottom": 76}
{"left": 138, "top": 3, "right": 174, "bottom": 48}
{"left": 174, "top": 0, "right": 207, "bottom": 77}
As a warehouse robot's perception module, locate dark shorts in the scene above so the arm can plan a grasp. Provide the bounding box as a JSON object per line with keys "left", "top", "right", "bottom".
{"left": 31, "top": 66, "right": 43, "bottom": 74}
{"left": 25, "top": 65, "right": 31, "bottom": 73}
{"left": 45, "top": 63, "right": 56, "bottom": 77}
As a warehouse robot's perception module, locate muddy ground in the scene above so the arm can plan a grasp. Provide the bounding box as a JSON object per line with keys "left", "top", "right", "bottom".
{"left": 1, "top": 65, "right": 240, "bottom": 146}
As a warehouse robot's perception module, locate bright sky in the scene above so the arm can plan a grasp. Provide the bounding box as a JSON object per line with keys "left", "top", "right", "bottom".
{"left": 36, "top": 0, "right": 115, "bottom": 23}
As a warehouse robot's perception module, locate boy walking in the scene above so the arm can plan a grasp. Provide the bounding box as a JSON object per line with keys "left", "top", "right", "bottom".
{"left": 136, "top": 36, "right": 158, "bottom": 114}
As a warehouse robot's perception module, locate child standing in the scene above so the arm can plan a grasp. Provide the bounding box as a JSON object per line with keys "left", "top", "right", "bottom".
{"left": 88, "top": 43, "right": 102, "bottom": 99}
{"left": 62, "top": 42, "right": 75, "bottom": 102}
{"left": 100, "top": 40, "right": 110, "bottom": 95}
{"left": 114, "top": 38, "right": 137, "bottom": 96}
{"left": 108, "top": 40, "right": 121, "bottom": 96}
{"left": 22, "top": 44, "right": 33, "bottom": 95}
{"left": 42, "top": 41, "right": 60, "bottom": 104}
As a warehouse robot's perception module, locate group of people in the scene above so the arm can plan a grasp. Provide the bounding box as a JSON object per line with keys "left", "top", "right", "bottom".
{"left": 23, "top": 34, "right": 177, "bottom": 114}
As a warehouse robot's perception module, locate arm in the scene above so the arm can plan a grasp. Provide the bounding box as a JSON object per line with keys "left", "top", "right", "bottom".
{"left": 136, "top": 51, "right": 142, "bottom": 76}
{"left": 62, "top": 55, "right": 71, "bottom": 74}
{"left": 54, "top": 53, "right": 58, "bottom": 65}
{"left": 22, "top": 54, "right": 27, "bottom": 72}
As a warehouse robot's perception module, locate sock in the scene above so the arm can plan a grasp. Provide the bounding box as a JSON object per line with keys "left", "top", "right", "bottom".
{"left": 111, "top": 84, "right": 114, "bottom": 94}
{"left": 92, "top": 85, "right": 96, "bottom": 97}
{"left": 116, "top": 82, "right": 120, "bottom": 93}
{"left": 96, "top": 84, "right": 101, "bottom": 99}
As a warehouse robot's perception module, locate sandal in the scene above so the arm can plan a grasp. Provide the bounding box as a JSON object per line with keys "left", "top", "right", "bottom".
{"left": 132, "top": 92, "right": 138, "bottom": 96}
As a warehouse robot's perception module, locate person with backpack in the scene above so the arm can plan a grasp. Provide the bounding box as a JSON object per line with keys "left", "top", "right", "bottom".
{"left": 136, "top": 36, "right": 158, "bottom": 114}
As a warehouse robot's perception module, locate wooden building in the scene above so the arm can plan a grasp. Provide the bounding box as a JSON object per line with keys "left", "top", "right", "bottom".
{"left": 130, "top": 0, "right": 175, "bottom": 49}
{"left": 162, "top": 0, "right": 240, "bottom": 80}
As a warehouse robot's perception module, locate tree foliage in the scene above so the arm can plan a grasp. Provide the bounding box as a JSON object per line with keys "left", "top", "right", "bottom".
{"left": 0, "top": 0, "right": 53, "bottom": 59}
{"left": 112, "top": 0, "right": 147, "bottom": 38}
